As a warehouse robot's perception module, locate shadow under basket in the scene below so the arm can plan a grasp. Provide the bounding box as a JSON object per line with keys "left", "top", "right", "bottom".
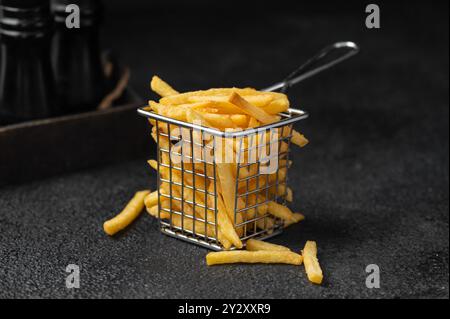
{"left": 138, "top": 107, "right": 308, "bottom": 251}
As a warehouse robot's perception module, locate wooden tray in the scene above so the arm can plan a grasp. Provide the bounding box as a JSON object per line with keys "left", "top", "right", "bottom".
{"left": 0, "top": 93, "right": 153, "bottom": 188}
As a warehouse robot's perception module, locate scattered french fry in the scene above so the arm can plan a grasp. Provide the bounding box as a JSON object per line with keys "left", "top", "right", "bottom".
{"left": 103, "top": 190, "right": 150, "bottom": 236}
{"left": 246, "top": 239, "right": 291, "bottom": 252}
{"left": 302, "top": 241, "right": 323, "bottom": 284}
{"left": 206, "top": 250, "right": 302, "bottom": 266}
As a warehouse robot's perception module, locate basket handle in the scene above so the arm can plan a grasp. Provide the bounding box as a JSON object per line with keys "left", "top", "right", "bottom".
{"left": 263, "top": 41, "right": 360, "bottom": 93}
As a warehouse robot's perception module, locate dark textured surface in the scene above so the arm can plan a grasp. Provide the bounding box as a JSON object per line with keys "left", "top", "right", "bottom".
{"left": 0, "top": 1, "right": 448, "bottom": 298}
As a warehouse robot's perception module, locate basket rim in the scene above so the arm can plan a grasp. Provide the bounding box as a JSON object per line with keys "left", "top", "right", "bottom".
{"left": 137, "top": 106, "right": 308, "bottom": 138}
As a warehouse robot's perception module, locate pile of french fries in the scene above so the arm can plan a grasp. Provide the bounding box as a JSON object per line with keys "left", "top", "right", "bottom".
{"left": 144, "top": 76, "right": 308, "bottom": 249}
{"left": 102, "top": 76, "right": 323, "bottom": 285}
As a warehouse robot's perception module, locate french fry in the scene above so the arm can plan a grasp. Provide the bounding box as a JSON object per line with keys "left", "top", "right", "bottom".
{"left": 247, "top": 116, "right": 260, "bottom": 128}
{"left": 260, "top": 97, "right": 290, "bottom": 114}
{"left": 188, "top": 99, "right": 245, "bottom": 114}
{"left": 207, "top": 182, "right": 244, "bottom": 234}
{"left": 302, "top": 241, "right": 323, "bottom": 284}
{"left": 275, "top": 184, "right": 293, "bottom": 202}
{"left": 291, "top": 129, "right": 309, "bottom": 147}
{"left": 149, "top": 101, "right": 187, "bottom": 121}
{"left": 228, "top": 92, "right": 279, "bottom": 124}
{"left": 206, "top": 250, "right": 302, "bottom": 266}
{"left": 200, "top": 113, "right": 237, "bottom": 129}
{"left": 144, "top": 191, "right": 159, "bottom": 208}
{"left": 230, "top": 114, "right": 249, "bottom": 127}
{"left": 170, "top": 214, "right": 232, "bottom": 250}
{"left": 283, "top": 213, "right": 305, "bottom": 228}
{"left": 216, "top": 163, "right": 236, "bottom": 214}
{"left": 267, "top": 202, "right": 299, "bottom": 222}
{"left": 151, "top": 75, "right": 179, "bottom": 97}
{"left": 159, "top": 87, "right": 262, "bottom": 106}
{"left": 103, "top": 190, "right": 150, "bottom": 236}
{"left": 256, "top": 216, "right": 275, "bottom": 232}
{"left": 188, "top": 94, "right": 274, "bottom": 108}
{"left": 246, "top": 239, "right": 291, "bottom": 252}
{"left": 146, "top": 205, "right": 158, "bottom": 217}
{"left": 217, "top": 195, "right": 243, "bottom": 248}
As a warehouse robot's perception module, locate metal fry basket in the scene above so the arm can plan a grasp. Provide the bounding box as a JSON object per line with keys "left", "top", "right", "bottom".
{"left": 138, "top": 107, "right": 308, "bottom": 250}
{"left": 136, "top": 41, "right": 359, "bottom": 250}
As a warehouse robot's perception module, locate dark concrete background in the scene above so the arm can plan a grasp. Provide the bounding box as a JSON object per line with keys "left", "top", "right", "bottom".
{"left": 0, "top": 0, "right": 448, "bottom": 298}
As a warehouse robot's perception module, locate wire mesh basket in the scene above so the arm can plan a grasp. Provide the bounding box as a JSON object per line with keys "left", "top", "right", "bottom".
{"left": 138, "top": 107, "right": 308, "bottom": 251}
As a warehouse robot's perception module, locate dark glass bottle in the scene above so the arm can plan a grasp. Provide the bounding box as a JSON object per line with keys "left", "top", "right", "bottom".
{"left": 0, "top": 0, "right": 56, "bottom": 126}
{"left": 51, "top": 0, "right": 107, "bottom": 114}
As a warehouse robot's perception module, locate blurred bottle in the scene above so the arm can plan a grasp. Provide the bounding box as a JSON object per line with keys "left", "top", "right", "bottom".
{"left": 0, "top": 0, "right": 56, "bottom": 126}
{"left": 51, "top": 0, "right": 107, "bottom": 114}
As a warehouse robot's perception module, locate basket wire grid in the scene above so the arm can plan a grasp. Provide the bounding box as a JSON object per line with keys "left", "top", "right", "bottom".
{"left": 138, "top": 107, "right": 308, "bottom": 250}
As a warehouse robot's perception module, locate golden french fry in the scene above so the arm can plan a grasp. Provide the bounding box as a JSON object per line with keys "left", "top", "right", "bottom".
{"left": 302, "top": 241, "right": 323, "bottom": 284}
{"left": 215, "top": 196, "right": 243, "bottom": 248}
{"left": 103, "top": 190, "right": 150, "bottom": 236}
{"left": 188, "top": 94, "right": 274, "bottom": 108}
{"left": 149, "top": 101, "right": 187, "bottom": 121}
{"left": 159, "top": 87, "right": 261, "bottom": 106}
{"left": 230, "top": 114, "right": 249, "bottom": 127}
{"left": 256, "top": 216, "right": 275, "bottom": 232}
{"left": 146, "top": 205, "right": 158, "bottom": 217}
{"left": 200, "top": 113, "right": 237, "bottom": 129}
{"left": 150, "top": 100, "right": 216, "bottom": 123}
{"left": 214, "top": 181, "right": 245, "bottom": 237}
{"left": 246, "top": 239, "right": 291, "bottom": 252}
{"left": 291, "top": 129, "right": 309, "bottom": 147}
{"left": 259, "top": 201, "right": 297, "bottom": 222}
{"left": 144, "top": 191, "right": 159, "bottom": 208}
{"left": 146, "top": 204, "right": 170, "bottom": 219}
{"left": 247, "top": 117, "right": 260, "bottom": 128}
{"left": 206, "top": 250, "right": 302, "bottom": 266}
{"left": 229, "top": 92, "right": 279, "bottom": 124}
{"left": 291, "top": 212, "right": 304, "bottom": 223}
{"left": 151, "top": 75, "right": 179, "bottom": 97}
{"left": 260, "top": 97, "right": 290, "bottom": 114}
{"left": 274, "top": 184, "right": 293, "bottom": 202}
{"left": 170, "top": 214, "right": 231, "bottom": 250}
{"left": 216, "top": 163, "right": 236, "bottom": 214}
{"left": 191, "top": 100, "right": 246, "bottom": 114}
{"left": 283, "top": 213, "right": 305, "bottom": 228}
